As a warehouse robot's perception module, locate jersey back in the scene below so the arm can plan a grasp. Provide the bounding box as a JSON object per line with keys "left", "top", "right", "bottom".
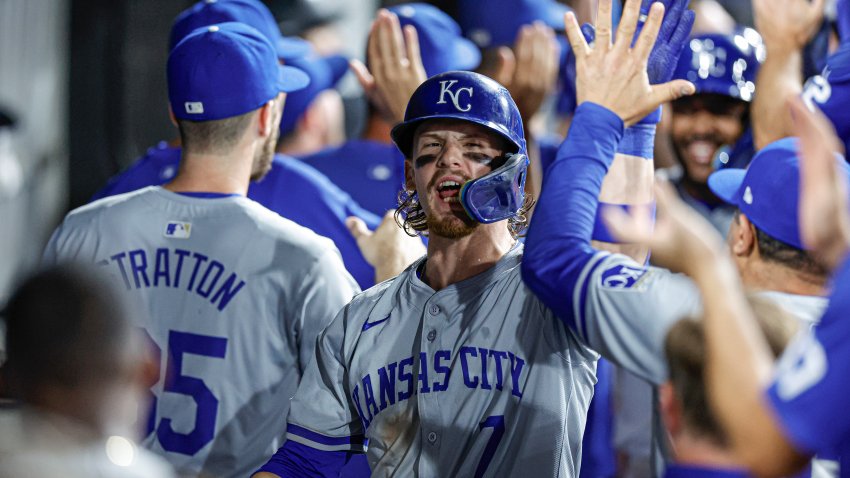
{"left": 43, "top": 187, "right": 359, "bottom": 477}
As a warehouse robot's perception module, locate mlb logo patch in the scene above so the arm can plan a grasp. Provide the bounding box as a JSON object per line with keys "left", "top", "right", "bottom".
{"left": 184, "top": 102, "right": 204, "bottom": 114}
{"left": 164, "top": 221, "right": 192, "bottom": 239}
{"left": 600, "top": 264, "right": 648, "bottom": 290}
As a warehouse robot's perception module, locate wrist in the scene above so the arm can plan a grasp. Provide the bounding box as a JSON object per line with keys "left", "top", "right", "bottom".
{"left": 616, "top": 124, "right": 656, "bottom": 159}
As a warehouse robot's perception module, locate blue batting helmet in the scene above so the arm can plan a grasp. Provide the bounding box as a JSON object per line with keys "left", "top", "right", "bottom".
{"left": 673, "top": 29, "right": 765, "bottom": 102}
{"left": 391, "top": 71, "right": 528, "bottom": 224}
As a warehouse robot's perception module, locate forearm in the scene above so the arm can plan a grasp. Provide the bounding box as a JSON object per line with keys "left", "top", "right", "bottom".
{"left": 523, "top": 102, "right": 624, "bottom": 321}
{"left": 696, "top": 249, "right": 791, "bottom": 475}
{"left": 594, "top": 148, "right": 655, "bottom": 261}
{"left": 752, "top": 49, "right": 805, "bottom": 150}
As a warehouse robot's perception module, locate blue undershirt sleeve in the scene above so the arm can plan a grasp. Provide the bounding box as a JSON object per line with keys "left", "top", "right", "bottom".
{"left": 255, "top": 440, "right": 360, "bottom": 477}
{"left": 521, "top": 102, "right": 624, "bottom": 331}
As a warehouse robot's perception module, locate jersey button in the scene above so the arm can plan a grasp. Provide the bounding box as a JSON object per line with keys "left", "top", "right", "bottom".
{"left": 427, "top": 329, "right": 437, "bottom": 342}
{"left": 428, "top": 304, "right": 440, "bottom": 315}
{"left": 427, "top": 431, "right": 438, "bottom": 444}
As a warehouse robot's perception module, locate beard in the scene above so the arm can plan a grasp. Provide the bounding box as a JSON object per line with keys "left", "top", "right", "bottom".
{"left": 250, "top": 126, "right": 277, "bottom": 181}
{"left": 426, "top": 208, "right": 479, "bottom": 238}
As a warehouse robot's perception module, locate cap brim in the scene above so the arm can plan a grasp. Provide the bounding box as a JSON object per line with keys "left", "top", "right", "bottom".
{"left": 276, "top": 36, "right": 311, "bottom": 61}
{"left": 278, "top": 64, "right": 310, "bottom": 93}
{"left": 707, "top": 168, "right": 747, "bottom": 205}
{"left": 325, "top": 55, "right": 351, "bottom": 85}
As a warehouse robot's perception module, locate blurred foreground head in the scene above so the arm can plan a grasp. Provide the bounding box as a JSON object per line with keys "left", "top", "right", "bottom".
{"left": 3, "top": 263, "right": 152, "bottom": 436}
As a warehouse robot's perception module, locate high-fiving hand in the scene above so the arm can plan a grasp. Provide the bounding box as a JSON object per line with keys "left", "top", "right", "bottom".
{"left": 565, "top": 0, "right": 695, "bottom": 126}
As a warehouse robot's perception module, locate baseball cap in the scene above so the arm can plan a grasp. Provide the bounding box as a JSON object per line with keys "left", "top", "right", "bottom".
{"left": 456, "top": 0, "right": 569, "bottom": 49}
{"left": 168, "top": 22, "right": 309, "bottom": 121}
{"left": 388, "top": 3, "right": 481, "bottom": 77}
{"left": 170, "top": 0, "right": 311, "bottom": 60}
{"left": 279, "top": 53, "right": 349, "bottom": 136}
{"left": 707, "top": 137, "right": 850, "bottom": 249}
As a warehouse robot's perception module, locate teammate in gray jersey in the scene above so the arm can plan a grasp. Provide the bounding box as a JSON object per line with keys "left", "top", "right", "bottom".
{"left": 253, "top": 1, "right": 692, "bottom": 476}
{"left": 43, "top": 23, "right": 358, "bottom": 477}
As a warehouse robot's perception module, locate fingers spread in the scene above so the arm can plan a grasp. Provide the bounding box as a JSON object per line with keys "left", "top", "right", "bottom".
{"left": 564, "top": 11, "right": 590, "bottom": 58}
{"left": 634, "top": 2, "right": 665, "bottom": 62}
{"left": 595, "top": 0, "right": 614, "bottom": 50}
{"left": 615, "top": 0, "right": 643, "bottom": 54}
{"left": 403, "top": 25, "right": 426, "bottom": 78}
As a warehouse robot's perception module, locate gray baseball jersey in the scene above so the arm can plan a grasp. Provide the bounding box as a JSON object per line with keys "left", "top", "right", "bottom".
{"left": 576, "top": 251, "right": 831, "bottom": 478}
{"left": 285, "top": 245, "right": 599, "bottom": 477}
{"left": 43, "top": 186, "right": 358, "bottom": 478}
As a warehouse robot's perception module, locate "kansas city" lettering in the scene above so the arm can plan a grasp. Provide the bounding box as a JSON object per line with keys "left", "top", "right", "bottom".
{"left": 351, "top": 347, "right": 526, "bottom": 429}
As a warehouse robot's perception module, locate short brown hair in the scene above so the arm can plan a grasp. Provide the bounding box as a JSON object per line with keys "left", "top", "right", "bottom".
{"left": 664, "top": 294, "right": 799, "bottom": 446}
{"left": 177, "top": 109, "right": 256, "bottom": 155}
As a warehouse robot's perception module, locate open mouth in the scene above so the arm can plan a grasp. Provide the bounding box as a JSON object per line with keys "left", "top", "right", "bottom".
{"left": 685, "top": 140, "right": 719, "bottom": 166}
{"left": 437, "top": 180, "right": 463, "bottom": 203}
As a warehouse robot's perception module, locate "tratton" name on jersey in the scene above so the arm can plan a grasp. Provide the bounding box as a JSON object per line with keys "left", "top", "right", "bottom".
{"left": 99, "top": 247, "right": 246, "bottom": 312}
{"left": 352, "top": 347, "right": 526, "bottom": 429}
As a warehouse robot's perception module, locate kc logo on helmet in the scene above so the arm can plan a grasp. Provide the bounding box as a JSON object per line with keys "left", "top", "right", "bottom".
{"left": 437, "top": 80, "right": 473, "bottom": 112}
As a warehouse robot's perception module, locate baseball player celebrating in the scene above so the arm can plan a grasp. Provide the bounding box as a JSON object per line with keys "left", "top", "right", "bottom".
{"left": 43, "top": 23, "right": 358, "bottom": 477}
{"left": 252, "top": 1, "right": 692, "bottom": 476}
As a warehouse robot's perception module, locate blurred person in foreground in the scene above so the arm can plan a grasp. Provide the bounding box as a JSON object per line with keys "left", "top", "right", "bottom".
{"left": 0, "top": 263, "right": 174, "bottom": 478}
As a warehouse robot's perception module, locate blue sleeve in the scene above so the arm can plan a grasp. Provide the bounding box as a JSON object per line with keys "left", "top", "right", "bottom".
{"left": 256, "top": 440, "right": 369, "bottom": 477}
{"left": 766, "top": 254, "right": 850, "bottom": 456}
{"left": 521, "top": 102, "right": 624, "bottom": 330}
{"left": 251, "top": 156, "right": 381, "bottom": 289}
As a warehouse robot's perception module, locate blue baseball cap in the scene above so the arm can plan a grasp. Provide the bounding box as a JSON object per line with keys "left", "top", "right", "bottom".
{"left": 456, "top": 0, "right": 569, "bottom": 48}
{"left": 279, "top": 53, "right": 349, "bottom": 136}
{"left": 708, "top": 137, "right": 850, "bottom": 249}
{"left": 168, "top": 22, "right": 308, "bottom": 121}
{"left": 170, "top": 0, "right": 311, "bottom": 61}
{"left": 388, "top": 3, "right": 481, "bottom": 77}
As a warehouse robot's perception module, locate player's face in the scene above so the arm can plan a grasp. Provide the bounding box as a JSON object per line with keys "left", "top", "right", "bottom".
{"left": 407, "top": 120, "right": 507, "bottom": 239}
{"left": 251, "top": 93, "right": 286, "bottom": 181}
{"left": 670, "top": 94, "right": 747, "bottom": 184}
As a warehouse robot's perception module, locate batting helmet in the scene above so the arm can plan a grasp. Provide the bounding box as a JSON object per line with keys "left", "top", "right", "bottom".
{"left": 673, "top": 29, "right": 765, "bottom": 102}
{"left": 390, "top": 71, "right": 528, "bottom": 224}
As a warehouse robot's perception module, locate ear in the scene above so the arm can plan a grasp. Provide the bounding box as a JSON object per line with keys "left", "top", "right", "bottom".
{"left": 658, "top": 382, "right": 682, "bottom": 441}
{"left": 168, "top": 105, "right": 178, "bottom": 127}
{"left": 730, "top": 213, "right": 757, "bottom": 257}
{"left": 404, "top": 159, "right": 416, "bottom": 191}
{"left": 257, "top": 100, "right": 274, "bottom": 137}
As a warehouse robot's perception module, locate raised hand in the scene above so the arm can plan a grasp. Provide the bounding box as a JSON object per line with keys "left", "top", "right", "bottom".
{"left": 564, "top": 0, "right": 695, "bottom": 126}
{"left": 492, "top": 22, "right": 561, "bottom": 123}
{"left": 350, "top": 9, "right": 428, "bottom": 125}
{"left": 347, "top": 212, "right": 426, "bottom": 283}
{"left": 753, "top": 0, "right": 825, "bottom": 53}
{"left": 581, "top": 0, "right": 694, "bottom": 85}
{"left": 790, "top": 96, "right": 850, "bottom": 270}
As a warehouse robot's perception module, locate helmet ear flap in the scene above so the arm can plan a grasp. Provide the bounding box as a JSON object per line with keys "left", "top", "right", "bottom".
{"left": 460, "top": 153, "right": 529, "bottom": 224}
